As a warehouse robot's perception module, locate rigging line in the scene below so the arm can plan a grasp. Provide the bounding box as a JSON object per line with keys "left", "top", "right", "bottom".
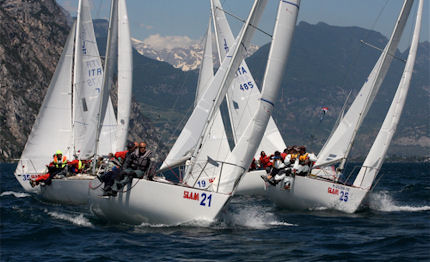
{"left": 215, "top": 6, "right": 272, "bottom": 38}
{"left": 360, "top": 40, "right": 406, "bottom": 63}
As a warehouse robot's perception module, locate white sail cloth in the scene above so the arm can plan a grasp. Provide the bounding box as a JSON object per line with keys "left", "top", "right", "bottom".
{"left": 215, "top": 0, "right": 300, "bottom": 194}
{"left": 160, "top": 0, "right": 267, "bottom": 172}
{"left": 315, "top": 0, "right": 414, "bottom": 168}
{"left": 115, "top": 0, "right": 133, "bottom": 152}
{"left": 184, "top": 18, "right": 231, "bottom": 185}
{"left": 211, "top": 0, "right": 286, "bottom": 156}
{"left": 353, "top": 0, "right": 423, "bottom": 189}
{"left": 15, "top": 23, "right": 75, "bottom": 180}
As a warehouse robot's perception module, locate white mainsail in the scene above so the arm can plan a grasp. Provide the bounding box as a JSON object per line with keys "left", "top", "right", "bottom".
{"left": 15, "top": 23, "right": 75, "bottom": 190}
{"left": 215, "top": 0, "right": 300, "bottom": 194}
{"left": 160, "top": 0, "right": 267, "bottom": 172}
{"left": 211, "top": 0, "right": 286, "bottom": 156}
{"left": 114, "top": 0, "right": 133, "bottom": 152}
{"left": 353, "top": 0, "right": 423, "bottom": 189}
{"left": 315, "top": 0, "right": 414, "bottom": 169}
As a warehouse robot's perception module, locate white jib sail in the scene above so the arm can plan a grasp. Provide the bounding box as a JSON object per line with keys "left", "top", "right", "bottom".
{"left": 215, "top": 0, "right": 300, "bottom": 194}
{"left": 315, "top": 0, "right": 414, "bottom": 168}
{"left": 183, "top": 18, "right": 231, "bottom": 186}
{"left": 90, "top": 0, "right": 119, "bottom": 157}
{"left": 353, "top": 0, "right": 423, "bottom": 189}
{"left": 15, "top": 23, "right": 75, "bottom": 189}
{"left": 211, "top": 0, "right": 286, "bottom": 156}
{"left": 161, "top": 0, "right": 267, "bottom": 174}
{"left": 115, "top": 0, "right": 133, "bottom": 152}
{"left": 73, "top": 0, "right": 106, "bottom": 159}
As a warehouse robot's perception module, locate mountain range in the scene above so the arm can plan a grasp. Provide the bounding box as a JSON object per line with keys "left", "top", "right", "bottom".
{"left": 131, "top": 37, "right": 259, "bottom": 71}
{"left": 1, "top": 0, "right": 428, "bottom": 163}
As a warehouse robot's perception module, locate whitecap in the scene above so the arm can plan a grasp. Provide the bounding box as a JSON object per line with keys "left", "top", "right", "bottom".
{"left": 368, "top": 191, "right": 430, "bottom": 212}
{"left": 223, "top": 205, "right": 293, "bottom": 229}
{"left": 0, "top": 191, "right": 31, "bottom": 198}
{"left": 47, "top": 211, "right": 93, "bottom": 227}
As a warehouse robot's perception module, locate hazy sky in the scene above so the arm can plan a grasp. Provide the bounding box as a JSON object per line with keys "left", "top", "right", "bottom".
{"left": 57, "top": 0, "right": 429, "bottom": 51}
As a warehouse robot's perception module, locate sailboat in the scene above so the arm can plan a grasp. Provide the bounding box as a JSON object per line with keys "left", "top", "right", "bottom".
{"left": 14, "top": 0, "right": 132, "bottom": 205}
{"left": 266, "top": 0, "right": 423, "bottom": 213}
{"left": 88, "top": 0, "right": 300, "bottom": 225}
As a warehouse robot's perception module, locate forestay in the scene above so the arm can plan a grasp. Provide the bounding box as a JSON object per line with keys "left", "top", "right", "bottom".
{"left": 315, "top": 0, "right": 414, "bottom": 168}
{"left": 211, "top": 0, "right": 286, "bottom": 156}
{"left": 354, "top": 0, "right": 423, "bottom": 189}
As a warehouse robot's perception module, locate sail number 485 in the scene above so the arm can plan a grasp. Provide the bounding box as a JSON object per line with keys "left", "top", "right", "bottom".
{"left": 200, "top": 193, "right": 212, "bottom": 207}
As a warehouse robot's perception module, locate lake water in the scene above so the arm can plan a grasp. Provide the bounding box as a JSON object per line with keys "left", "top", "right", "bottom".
{"left": 1, "top": 163, "right": 429, "bottom": 261}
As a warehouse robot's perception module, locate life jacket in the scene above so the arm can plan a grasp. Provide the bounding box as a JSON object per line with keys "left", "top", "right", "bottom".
{"left": 69, "top": 159, "right": 82, "bottom": 171}
{"left": 290, "top": 153, "right": 298, "bottom": 164}
{"left": 259, "top": 155, "right": 272, "bottom": 168}
{"left": 299, "top": 153, "right": 309, "bottom": 165}
{"left": 53, "top": 155, "right": 67, "bottom": 168}
{"left": 281, "top": 152, "right": 287, "bottom": 161}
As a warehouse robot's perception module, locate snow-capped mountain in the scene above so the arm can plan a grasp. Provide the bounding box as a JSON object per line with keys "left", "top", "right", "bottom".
{"left": 131, "top": 37, "right": 259, "bottom": 71}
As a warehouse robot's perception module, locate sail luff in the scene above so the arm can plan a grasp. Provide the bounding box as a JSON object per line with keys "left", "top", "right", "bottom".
{"left": 160, "top": 0, "right": 267, "bottom": 171}
{"left": 315, "top": 0, "right": 414, "bottom": 168}
{"left": 72, "top": 0, "right": 82, "bottom": 154}
{"left": 115, "top": 0, "right": 133, "bottom": 152}
{"left": 353, "top": 0, "right": 422, "bottom": 189}
{"left": 216, "top": 0, "right": 300, "bottom": 194}
{"left": 195, "top": 18, "right": 214, "bottom": 105}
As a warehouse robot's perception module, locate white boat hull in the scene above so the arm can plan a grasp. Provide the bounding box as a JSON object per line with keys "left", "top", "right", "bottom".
{"left": 89, "top": 179, "right": 232, "bottom": 225}
{"left": 235, "top": 170, "right": 267, "bottom": 195}
{"left": 16, "top": 172, "right": 94, "bottom": 205}
{"left": 266, "top": 175, "right": 368, "bottom": 213}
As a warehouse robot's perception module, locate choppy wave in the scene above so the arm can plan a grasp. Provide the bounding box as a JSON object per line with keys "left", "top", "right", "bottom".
{"left": 223, "top": 205, "right": 294, "bottom": 229}
{"left": 47, "top": 211, "right": 93, "bottom": 227}
{"left": 368, "top": 191, "right": 430, "bottom": 212}
{"left": 0, "top": 191, "right": 30, "bottom": 198}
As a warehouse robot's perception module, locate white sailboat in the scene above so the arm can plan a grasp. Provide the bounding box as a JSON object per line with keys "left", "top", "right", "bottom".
{"left": 88, "top": 0, "right": 300, "bottom": 225}
{"left": 14, "top": 0, "right": 133, "bottom": 205}
{"left": 266, "top": 0, "right": 422, "bottom": 213}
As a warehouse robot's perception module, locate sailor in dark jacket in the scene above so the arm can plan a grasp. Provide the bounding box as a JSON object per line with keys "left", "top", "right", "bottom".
{"left": 122, "top": 142, "right": 152, "bottom": 177}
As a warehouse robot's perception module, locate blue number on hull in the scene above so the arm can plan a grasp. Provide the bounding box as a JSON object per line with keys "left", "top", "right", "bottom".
{"left": 339, "top": 191, "right": 349, "bottom": 202}
{"left": 200, "top": 193, "right": 212, "bottom": 207}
